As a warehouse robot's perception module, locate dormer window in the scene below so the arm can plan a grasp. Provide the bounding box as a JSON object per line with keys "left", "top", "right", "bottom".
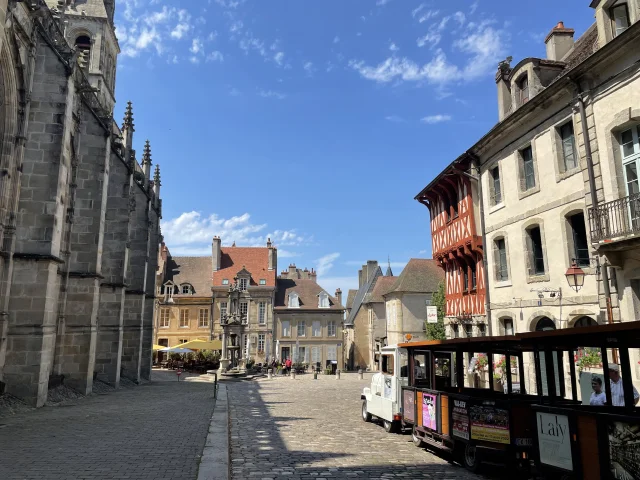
{"left": 259, "top": 279, "right": 266, "bottom": 285}
{"left": 222, "top": 279, "right": 229, "bottom": 285}
{"left": 181, "top": 284, "right": 192, "bottom": 295}
{"left": 163, "top": 282, "right": 175, "bottom": 298}
{"left": 318, "top": 292, "right": 330, "bottom": 308}
{"left": 517, "top": 75, "right": 529, "bottom": 106}
{"left": 288, "top": 292, "right": 300, "bottom": 308}
{"left": 611, "top": 2, "right": 630, "bottom": 37}
{"left": 239, "top": 278, "right": 248, "bottom": 291}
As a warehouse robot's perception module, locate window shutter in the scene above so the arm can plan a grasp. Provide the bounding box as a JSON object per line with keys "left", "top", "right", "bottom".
{"left": 525, "top": 231, "right": 533, "bottom": 275}
{"left": 518, "top": 153, "right": 526, "bottom": 191}
{"left": 493, "top": 241, "right": 500, "bottom": 281}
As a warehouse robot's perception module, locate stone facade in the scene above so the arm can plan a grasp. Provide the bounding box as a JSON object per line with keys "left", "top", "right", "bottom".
{"left": 0, "top": 1, "right": 161, "bottom": 407}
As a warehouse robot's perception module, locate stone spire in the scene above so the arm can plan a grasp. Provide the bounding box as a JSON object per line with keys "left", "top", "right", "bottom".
{"left": 142, "top": 140, "right": 152, "bottom": 184}
{"left": 122, "top": 101, "right": 135, "bottom": 163}
{"left": 386, "top": 256, "right": 393, "bottom": 277}
{"left": 122, "top": 101, "right": 134, "bottom": 131}
{"left": 153, "top": 165, "right": 161, "bottom": 206}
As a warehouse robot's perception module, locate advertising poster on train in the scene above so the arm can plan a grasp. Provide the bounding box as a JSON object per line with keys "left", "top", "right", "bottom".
{"left": 469, "top": 404, "right": 510, "bottom": 444}
{"left": 609, "top": 421, "right": 640, "bottom": 480}
{"left": 452, "top": 399, "right": 470, "bottom": 440}
{"left": 403, "top": 390, "right": 415, "bottom": 423}
{"left": 422, "top": 393, "right": 437, "bottom": 431}
{"left": 384, "top": 376, "right": 392, "bottom": 399}
{"left": 536, "top": 412, "right": 573, "bottom": 471}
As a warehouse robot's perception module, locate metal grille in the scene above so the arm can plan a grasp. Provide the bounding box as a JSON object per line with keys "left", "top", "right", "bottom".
{"left": 589, "top": 193, "right": 640, "bottom": 243}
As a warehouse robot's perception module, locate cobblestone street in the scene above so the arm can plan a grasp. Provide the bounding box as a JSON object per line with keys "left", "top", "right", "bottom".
{"left": 229, "top": 373, "right": 500, "bottom": 480}
{"left": 0, "top": 374, "right": 216, "bottom": 480}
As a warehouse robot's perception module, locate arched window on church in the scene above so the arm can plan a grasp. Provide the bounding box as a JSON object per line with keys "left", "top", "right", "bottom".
{"left": 75, "top": 35, "right": 91, "bottom": 71}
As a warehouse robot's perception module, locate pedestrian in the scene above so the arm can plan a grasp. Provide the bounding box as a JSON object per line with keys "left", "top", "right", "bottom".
{"left": 608, "top": 363, "right": 639, "bottom": 406}
{"left": 285, "top": 357, "right": 292, "bottom": 376}
{"left": 589, "top": 375, "right": 606, "bottom": 406}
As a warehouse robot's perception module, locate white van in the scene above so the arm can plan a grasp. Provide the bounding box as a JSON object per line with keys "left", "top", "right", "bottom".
{"left": 360, "top": 345, "right": 408, "bottom": 433}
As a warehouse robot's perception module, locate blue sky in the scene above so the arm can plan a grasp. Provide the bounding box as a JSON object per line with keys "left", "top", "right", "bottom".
{"left": 114, "top": 0, "right": 596, "bottom": 295}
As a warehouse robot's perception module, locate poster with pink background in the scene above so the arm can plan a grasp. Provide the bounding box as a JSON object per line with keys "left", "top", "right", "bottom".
{"left": 422, "top": 393, "right": 437, "bottom": 431}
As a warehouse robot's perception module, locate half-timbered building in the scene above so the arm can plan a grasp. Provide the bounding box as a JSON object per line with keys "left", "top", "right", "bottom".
{"left": 415, "top": 155, "right": 487, "bottom": 338}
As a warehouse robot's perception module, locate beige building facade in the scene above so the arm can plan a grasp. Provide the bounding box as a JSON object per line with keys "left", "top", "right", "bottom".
{"left": 275, "top": 266, "right": 344, "bottom": 370}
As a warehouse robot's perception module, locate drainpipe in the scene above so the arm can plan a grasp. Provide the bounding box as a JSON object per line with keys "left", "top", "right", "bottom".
{"left": 576, "top": 90, "right": 614, "bottom": 329}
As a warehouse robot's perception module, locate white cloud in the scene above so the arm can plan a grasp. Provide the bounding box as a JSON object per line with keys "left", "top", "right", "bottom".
{"left": 206, "top": 51, "right": 224, "bottom": 62}
{"left": 258, "top": 89, "right": 287, "bottom": 100}
{"left": 419, "top": 249, "right": 429, "bottom": 255}
{"left": 385, "top": 115, "right": 406, "bottom": 123}
{"left": 161, "top": 211, "right": 310, "bottom": 255}
{"left": 470, "top": 1, "right": 479, "bottom": 14}
{"left": 417, "top": 32, "right": 441, "bottom": 48}
{"left": 190, "top": 38, "right": 203, "bottom": 54}
{"left": 351, "top": 22, "right": 506, "bottom": 86}
{"left": 274, "top": 51, "right": 285, "bottom": 66}
{"left": 453, "top": 11, "right": 466, "bottom": 26}
{"left": 412, "top": 3, "right": 426, "bottom": 17}
{"left": 376, "top": 0, "right": 393, "bottom": 5}
{"left": 419, "top": 10, "right": 440, "bottom": 23}
{"left": 303, "top": 61, "right": 316, "bottom": 76}
{"left": 171, "top": 23, "right": 190, "bottom": 39}
{"left": 421, "top": 114, "right": 452, "bottom": 124}
{"left": 316, "top": 253, "right": 340, "bottom": 276}
{"left": 389, "top": 42, "right": 399, "bottom": 52}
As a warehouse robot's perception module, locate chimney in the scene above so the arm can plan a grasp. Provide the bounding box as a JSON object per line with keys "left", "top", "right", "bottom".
{"left": 335, "top": 288, "right": 342, "bottom": 306}
{"left": 496, "top": 57, "right": 512, "bottom": 121}
{"left": 288, "top": 264, "right": 297, "bottom": 277}
{"left": 358, "top": 269, "right": 363, "bottom": 288}
{"left": 267, "top": 238, "right": 277, "bottom": 271}
{"left": 545, "top": 21, "right": 575, "bottom": 61}
{"left": 212, "top": 236, "right": 221, "bottom": 272}
{"left": 366, "top": 260, "right": 378, "bottom": 281}
{"left": 310, "top": 268, "right": 317, "bottom": 282}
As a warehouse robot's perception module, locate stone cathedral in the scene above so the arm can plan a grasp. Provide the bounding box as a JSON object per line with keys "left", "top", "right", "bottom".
{"left": 0, "top": 0, "right": 161, "bottom": 407}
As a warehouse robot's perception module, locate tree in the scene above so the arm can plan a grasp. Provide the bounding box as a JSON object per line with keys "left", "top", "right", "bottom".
{"left": 425, "top": 280, "right": 446, "bottom": 340}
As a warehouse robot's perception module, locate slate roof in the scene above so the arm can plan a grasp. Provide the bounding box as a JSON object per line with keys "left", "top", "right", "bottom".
{"left": 345, "top": 266, "right": 382, "bottom": 325}
{"left": 274, "top": 279, "right": 344, "bottom": 311}
{"left": 384, "top": 259, "right": 444, "bottom": 295}
{"left": 212, "top": 247, "right": 276, "bottom": 287}
{"left": 560, "top": 24, "right": 598, "bottom": 71}
{"left": 366, "top": 276, "right": 398, "bottom": 303}
{"left": 346, "top": 289, "right": 358, "bottom": 310}
{"left": 166, "top": 256, "right": 212, "bottom": 296}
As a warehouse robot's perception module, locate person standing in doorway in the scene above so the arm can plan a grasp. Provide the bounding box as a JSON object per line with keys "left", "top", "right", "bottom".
{"left": 608, "top": 363, "right": 639, "bottom": 406}
{"left": 589, "top": 376, "right": 606, "bottom": 406}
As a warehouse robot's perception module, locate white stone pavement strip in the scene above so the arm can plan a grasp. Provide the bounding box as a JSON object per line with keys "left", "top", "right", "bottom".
{"left": 198, "top": 383, "right": 230, "bottom": 480}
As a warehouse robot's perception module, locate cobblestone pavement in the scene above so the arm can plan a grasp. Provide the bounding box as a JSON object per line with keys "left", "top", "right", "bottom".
{"left": 0, "top": 373, "right": 217, "bottom": 480}
{"left": 229, "top": 373, "right": 507, "bottom": 480}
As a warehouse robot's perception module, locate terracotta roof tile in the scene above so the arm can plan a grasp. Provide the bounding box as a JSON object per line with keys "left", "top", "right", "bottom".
{"left": 275, "top": 278, "right": 344, "bottom": 311}
{"left": 212, "top": 247, "right": 275, "bottom": 287}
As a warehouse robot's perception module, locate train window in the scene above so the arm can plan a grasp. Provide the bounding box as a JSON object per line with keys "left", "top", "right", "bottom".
{"left": 434, "top": 352, "right": 452, "bottom": 390}
{"left": 609, "top": 352, "right": 640, "bottom": 408}
{"left": 399, "top": 349, "right": 408, "bottom": 381}
{"left": 413, "top": 351, "right": 431, "bottom": 389}
{"left": 381, "top": 354, "right": 394, "bottom": 375}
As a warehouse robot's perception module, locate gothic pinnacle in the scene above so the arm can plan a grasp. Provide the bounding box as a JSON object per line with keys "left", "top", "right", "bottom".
{"left": 123, "top": 101, "right": 134, "bottom": 131}
{"left": 142, "top": 140, "right": 152, "bottom": 166}
{"left": 153, "top": 165, "right": 161, "bottom": 186}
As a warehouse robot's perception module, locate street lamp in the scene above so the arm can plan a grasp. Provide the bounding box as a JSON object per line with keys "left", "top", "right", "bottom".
{"left": 565, "top": 261, "right": 586, "bottom": 292}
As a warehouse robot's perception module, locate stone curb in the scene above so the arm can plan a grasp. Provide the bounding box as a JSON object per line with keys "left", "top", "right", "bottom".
{"left": 197, "top": 384, "right": 229, "bottom": 480}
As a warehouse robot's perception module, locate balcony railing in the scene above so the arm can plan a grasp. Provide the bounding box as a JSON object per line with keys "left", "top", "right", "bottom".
{"left": 589, "top": 193, "right": 640, "bottom": 243}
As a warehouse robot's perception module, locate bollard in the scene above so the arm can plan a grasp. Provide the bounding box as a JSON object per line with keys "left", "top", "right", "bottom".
{"left": 207, "top": 370, "right": 218, "bottom": 397}
{"left": 313, "top": 371, "right": 318, "bottom": 380}
{"left": 358, "top": 369, "right": 363, "bottom": 380}
{"left": 336, "top": 370, "right": 341, "bottom": 380}
{"left": 291, "top": 370, "right": 296, "bottom": 379}
{"left": 267, "top": 368, "right": 273, "bottom": 380}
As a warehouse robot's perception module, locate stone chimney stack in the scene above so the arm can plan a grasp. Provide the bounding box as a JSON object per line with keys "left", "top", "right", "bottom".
{"left": 545, "top": 21, "right": 575, "bottom": 61}
{"left": 288, "top": 264, "right": 297, "bottom": 276}
{"left": 267, "top": 238, "right": 277, "bottom": 271}
{"left": 310, "top": 268, "right": 317, "bottom": 282}
{"left": 358, "top": 269, "right": 363, "bottom": 288}
{"left": 496, "top": 57, "right": 513, "bottom": 121}
{"left": 366, "top": 260, "right": 378, "bottom": 281}
{"left": 335, "top": 288, "right": 342, "bottom": 306}
{"left": 212, "top": 236, "right": 222, "bottom": 272}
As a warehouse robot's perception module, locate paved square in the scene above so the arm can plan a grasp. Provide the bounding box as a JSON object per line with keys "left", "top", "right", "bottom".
{"left": 0, "top": 376, "right": 216, "bottom": 480}
{"left": 228, "top": 373, "right": 492, "bottom": 479}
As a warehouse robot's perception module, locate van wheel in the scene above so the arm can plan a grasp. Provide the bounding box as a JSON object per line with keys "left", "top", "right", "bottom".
{"left": 463, "top": 443, "right": 481, "bottom": 472}
{"left": 383, "top": 420, "right": 397, "bottom": 433}
{"left": 412, "top": 431, "right": 425, "bottom": 447}
{"left": 362, "top": 400, "right": 372, "bottom": 422}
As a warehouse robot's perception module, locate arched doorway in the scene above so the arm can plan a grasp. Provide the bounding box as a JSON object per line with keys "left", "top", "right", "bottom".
{"left": 535, "top": 317, "right": 556, "bottom": 331}
{"left": 573, "top": 316, "right": 597, "bottom": 328}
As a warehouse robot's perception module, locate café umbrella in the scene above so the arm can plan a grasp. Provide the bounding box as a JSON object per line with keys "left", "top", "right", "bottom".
{"left": 159, "top": 346, "right": 194, "bottom": 354}
{"left": 177, "top": 339, "right": 222, "bottom": 351}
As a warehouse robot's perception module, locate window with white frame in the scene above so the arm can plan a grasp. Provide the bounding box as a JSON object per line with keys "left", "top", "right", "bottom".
{"left": 180, "top": 309, "right": 189, "bottom": 328}
{"left": 520, "top": 145, "right": 536, "bottom": 191}
{"left": 489, "top": 165, "right": 502, "bottom": 206}
{"left": 318, "top": 292, "right": 330, "bottom": 308}
{"left": 312, "top": 321, "right": 321, "bottom": 337}
{"left": 297, "top": 320, "right": 306, "bottom": 337}
{"left": 239, "top": 278, "right": 248, "bottom": 291}
{"left": 297, "top": 346, "right": 307, "bottom": 363}
{"left": 239, "top": 301, "right": 248, "bottom": 320}
{"left": 258, "top": 302, "right": 266, "bottom": 324}
{"left": 259, "top": 279, "right": 266, "bottom": 285}
{"left": 258, "top": 334, "right": 265, "bottom": 352}
{"left": 526, "top": 225, "right": 546, "bottom": 276}
{"left": 311, "top": 346, "right": 321, "bottom": 365}
{"left": 164, "top": 282, "right": 175, "bottom": 298}
{"left": 220, "top": 301, "right": 228, "bottom": 319}
{"left": 494, "top": 237, "right": 509, "bottom": 281}
{"left": 178, "top": 338, "right": 188, "bottom": 344}
{"left": 288, "top": 292, "right": 299, "bottom": 308}
{"left": 620, "top": 125, "right": 640, "bottom": 199}
{"left": 503, "top": 318, "right": 514, "bottom": 336}
{"left": 282, "top": 320, "right": 291, "bottom": 337}
{"left": 611, "top": 2, "right": 630, "bottom": 38}
{"left": 222, "top": 279, "right": 229, "bottom": 285}
{"left": 198, "top": 308, "right": 209, "bottom": 328}
{"left": 160, "top": 309, "right": 170, "bottom": 328}
{"left": 328, "top": 320, "right": 336, "bottom": 337}
{"left": 327, "top": 345, "right": 337, "bottom": 361}
{"left": 182, "top": 284, "right": 191, "bottom": 294}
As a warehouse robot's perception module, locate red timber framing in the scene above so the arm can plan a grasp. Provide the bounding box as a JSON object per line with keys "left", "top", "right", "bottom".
{"left": 416, "top": 158, "right": 485, "bottom": 318}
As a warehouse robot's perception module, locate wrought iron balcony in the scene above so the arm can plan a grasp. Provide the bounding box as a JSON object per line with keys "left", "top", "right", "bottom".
{"left": 589, "top": 193, "right": 640, "bottom": 244}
